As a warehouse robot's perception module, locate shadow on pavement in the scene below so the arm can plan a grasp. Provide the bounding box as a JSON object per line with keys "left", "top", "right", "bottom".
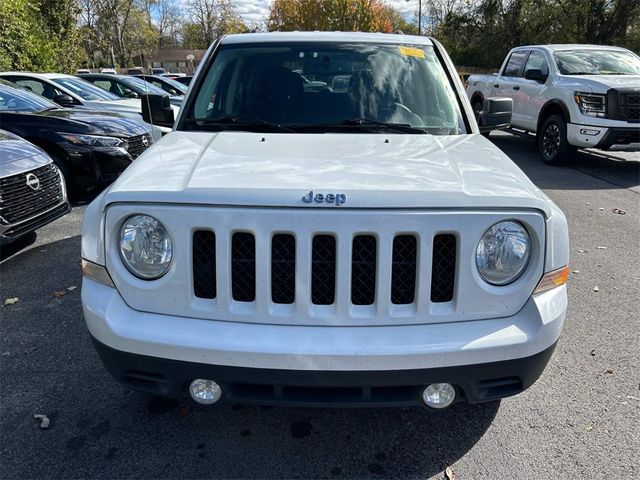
{"left": 0, "top": 231, "right": 37, "bottom": 262}
{"left": 490, "top": 132, "right": 640, "bottom": 191}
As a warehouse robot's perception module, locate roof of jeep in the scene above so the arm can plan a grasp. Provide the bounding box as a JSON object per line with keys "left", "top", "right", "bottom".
{"left": 512, "top": 44, "right": 631, "bottom": 52}
{"left": 221, "top": 31, "right": 434, "bottom": 46}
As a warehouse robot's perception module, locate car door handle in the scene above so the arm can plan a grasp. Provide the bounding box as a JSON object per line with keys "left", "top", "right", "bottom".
{"left": 493, "top": 84, "right": 500, "bottom": 88}
{"left": 513, "top": 86, "right": 520, "bottom": 91}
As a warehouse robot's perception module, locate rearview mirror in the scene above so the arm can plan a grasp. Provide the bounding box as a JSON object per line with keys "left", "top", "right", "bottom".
{"left": 52, "top": 94, "right": 76, "bottom": 108}
{"left": 524, "top": 69, "right": 548, "bottom": 83}
{"left": 141, "top": 93, "right": 174, "bottom": 128}
{"left": 478, "top": 98, "right": 512, "bottom": 133}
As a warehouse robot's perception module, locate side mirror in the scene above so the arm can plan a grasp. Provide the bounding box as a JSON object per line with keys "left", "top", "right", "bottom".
{"left": 141, "top": 93, "right": 174, "bottom": 128}
{"left": 52, "top": 94, "right": 76, "bottom": 108}
{"left": 524, "top": 69, "right": 548, "bottom": 83}
{"left": 124, "top": 90, "right": 139, "bottom": 98}
{"left": 478, "top": 97, "right": 512, "bottom": 133}
{"left": 168, "top": 89, "right": 178, "bottom": 96}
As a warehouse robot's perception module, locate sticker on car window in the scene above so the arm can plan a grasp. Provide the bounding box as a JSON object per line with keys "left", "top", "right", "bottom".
{"left": 399, "top": 46, "right": 425, "bottom": 59}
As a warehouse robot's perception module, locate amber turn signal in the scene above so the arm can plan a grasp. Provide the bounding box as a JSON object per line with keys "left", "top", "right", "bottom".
{"left": 533, "top": 265, "right": 568, "bottom": 294}
{"left": 82, "top": 258, "right": 115, "bottom": 287}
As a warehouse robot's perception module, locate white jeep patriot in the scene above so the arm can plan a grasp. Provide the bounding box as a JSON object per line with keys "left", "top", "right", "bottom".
{"left": 81, "top": 32, "right": 569, "bottom": 409}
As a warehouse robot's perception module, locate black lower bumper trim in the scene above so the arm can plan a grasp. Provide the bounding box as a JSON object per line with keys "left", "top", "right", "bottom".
{"left": 92, "top": 337, "right": 557, "bottom": 407}
{"left": 598, "top": 127, "right": 640, "bottom": 149}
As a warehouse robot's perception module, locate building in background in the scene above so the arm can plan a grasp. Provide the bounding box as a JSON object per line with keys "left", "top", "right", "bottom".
{"left": 144, "top": 49, "right": 205, "bottom": 74}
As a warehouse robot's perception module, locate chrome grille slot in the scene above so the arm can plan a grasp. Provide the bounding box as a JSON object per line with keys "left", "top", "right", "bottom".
{"left": 126, "top": 133, "right": 153, "bottom": 158}
{"left": 193, "top": 231, "right": 216, "bottom": 299}
{"left": 231, "top": 232, "right": 256, "bottom": 302}
{"left": 311, "top": 235, "right": 336, "bottom": 305}
{"left": 431, "top": 234, "right": 456, "bottom": 303}
{"left": 351, "top": 235, "right": 377, "bottom": 305}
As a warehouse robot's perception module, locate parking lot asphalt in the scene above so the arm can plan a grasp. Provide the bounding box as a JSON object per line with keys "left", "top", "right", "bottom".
{"left": 1, "top": 131, "right": 638, "bottom": 480}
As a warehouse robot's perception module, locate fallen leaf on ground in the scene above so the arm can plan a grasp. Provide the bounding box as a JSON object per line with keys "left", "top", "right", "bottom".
{"left": 598, "top": 207, "right": 604, "bottom": 211}
{"left": 177, "top": 405, "right": 191, "bottom": 418}
{"left": 4, "top": 297, "right": 19, "bottom": 306}
{"left": 66, "top": 286, "right": 77, "bottom": 291}
{"left": 573, "top": 270, "right": 580, "bottom": 274}
{"left": 34, "top": 414, "right": 50, "bottom": 429}
{"left": 606, "top": 369, "right": 614, "bottom": 374}
{"left": 578, "top": 249, "right": 587, "bottom": 253}
{"left": 590, "top": 349, "right": 596, "bottom": 356}
{"left": 52, "top": 291, "right": 66, "bottom": 298}
{"left": 444, "top": 466, "right": 455, "bottom": 480}
{"left": 586, "top": 424, "right": 593, "bottom": 431}
{"left": 596, "top": 246, "right": 607, "bottom": 250}
{"left": 593, "top": 286, "right": 599, "bottom": 292}
{"left": 612, "top": 208, "right": 626, "bottom": 215}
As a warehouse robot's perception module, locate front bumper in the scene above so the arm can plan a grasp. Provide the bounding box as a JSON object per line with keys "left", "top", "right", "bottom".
{"left": 83, "top": 279, "right": 566, "bottom": 406}
{"left": 567, "top": 123, "right": 640, "bottom": 151}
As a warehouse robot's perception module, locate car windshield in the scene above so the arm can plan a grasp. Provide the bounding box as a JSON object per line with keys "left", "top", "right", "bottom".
{"left": 0, "top": 82, "right": 58, "bottom": 112}
{"left": 51, "top": 77, "right": 120, "bottom": 100}
{"left": 124, "top": 76, "right": 168, "bottom": 95}
{"left": 160, "top": 76, "right": 188, "bottom": 93}
{"left": 186, "top": 42, "right": 465, "bottom": 134}
{"left": 555, "top": 49, "right": 640, "bottom": 75}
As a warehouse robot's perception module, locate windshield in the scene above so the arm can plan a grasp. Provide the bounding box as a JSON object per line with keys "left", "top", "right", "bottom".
{"left": 185, "top": 42, "right": 465, "bottom": 134}
{"left": 51, "top": 77, "right": 120, "bottom": 100}
{"left": 0, "top": 82, "right": 57, "bottom": 112}
{"left": 555, "top": 49, "right": 640, "bottom": 75}
{"left": 160, "top": 76, "right": 188, "bottom": 93}
{"left": 124, "top": 76, "right": 168, "bottom": 95}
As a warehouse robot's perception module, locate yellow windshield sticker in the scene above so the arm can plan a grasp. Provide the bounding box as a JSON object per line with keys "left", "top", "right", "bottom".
{"left": 399, "top": 46, "right": 425, "bottom": 59}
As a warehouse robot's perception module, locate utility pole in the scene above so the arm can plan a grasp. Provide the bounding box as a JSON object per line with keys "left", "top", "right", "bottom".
{"left": 407, "top": 0, "right": 423, "bottom": 35}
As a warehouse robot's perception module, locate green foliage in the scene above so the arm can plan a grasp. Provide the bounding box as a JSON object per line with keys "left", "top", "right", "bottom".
{"left": 0, "top": 0, "right": 83, "bottom": 72}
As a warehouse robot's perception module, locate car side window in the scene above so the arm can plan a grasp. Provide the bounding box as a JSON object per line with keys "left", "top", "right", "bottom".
{"left": 93, "top": 80, "right": 113, "bottom": 92}
{"left": 524, "top": 51, "right": 549, "bottom": 76}
{"left": 503, "top": 51, "right": 528, "bottom": 77}
{"left": 13, "top": 79, "right": 45, "bottom": 95}
{"left": 10, "top": 77, "right": 63, "bottom": 99}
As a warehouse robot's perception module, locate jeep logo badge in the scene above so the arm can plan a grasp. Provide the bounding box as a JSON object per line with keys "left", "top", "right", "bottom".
{"left": 25, "top": 173, "right": 40, "bottom": 191}
{"left": 302, "top": 191, "right": 347, "bottom": 206}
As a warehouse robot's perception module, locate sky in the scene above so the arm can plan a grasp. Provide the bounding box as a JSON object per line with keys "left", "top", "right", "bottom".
{"left": 232, "top": 0, "right": 417, "bottom": 26}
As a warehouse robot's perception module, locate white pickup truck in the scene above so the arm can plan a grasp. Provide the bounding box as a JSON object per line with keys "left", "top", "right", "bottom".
{"left": 466, "top": 44, "right": 640, "bottom": 164}
{"left": 81, "top": 32, "right": 569, "bottom": 410}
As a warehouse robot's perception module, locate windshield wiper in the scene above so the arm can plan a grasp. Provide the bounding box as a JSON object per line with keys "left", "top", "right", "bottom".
{"left": 185, "top": 116, "right": 296, "bottom": 133}
{"left": 292, "top": 118, "right": 428, "bottom": 134}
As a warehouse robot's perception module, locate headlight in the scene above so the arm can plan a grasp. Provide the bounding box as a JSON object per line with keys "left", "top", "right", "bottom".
{"left": 574, "top": 92, "right": 606, "bottom": 118}
{"left": 119, "top": 215, "right": 173, "bottom": 279}
{"left": 58, "top": 132, "right": 126, "bottom": 148}
{"left": 476, "top": 221, "right": 531, "bottom": 286}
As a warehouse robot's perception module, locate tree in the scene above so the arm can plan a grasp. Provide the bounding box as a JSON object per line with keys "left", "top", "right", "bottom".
{"left": 266, "top": 0, "right": 403, "bottom": 32}
{"left": 184, "top": 0, "right": 248, "bottom": 48}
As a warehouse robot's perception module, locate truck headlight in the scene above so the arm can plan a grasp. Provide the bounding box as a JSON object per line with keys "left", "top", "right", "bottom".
{"left": 119, "top": 215, "right": 173, "bottom": 279}
{"left": 574, "top": 92, "right": 606, "bottom": 118}
{"left": 476, "top": 221, "right": 530, "bottom": 286}
{"left": 58, "top": 132, "right": 126, "bottom": 148}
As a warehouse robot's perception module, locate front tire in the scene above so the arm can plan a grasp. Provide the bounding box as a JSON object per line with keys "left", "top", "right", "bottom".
{"left": 538, "top": 114, "right": 575, "bottom": 165}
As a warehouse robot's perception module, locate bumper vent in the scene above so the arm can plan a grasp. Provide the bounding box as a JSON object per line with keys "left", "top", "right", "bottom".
{"left": 231, "top": 232, "right": 256, "bottom": 302}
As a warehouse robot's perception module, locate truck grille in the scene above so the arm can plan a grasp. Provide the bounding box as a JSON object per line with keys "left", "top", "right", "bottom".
{"left": 623, "top": 94, "right": 639, "bottom": 122}
{"left": 192, "top": 230, "right": 456, "bottom": 307}
{"left": 126, "top": 133, "right": 153, "bottom": 158}
{"left": 0, "top": 163, "right": 64, "bottom": 226}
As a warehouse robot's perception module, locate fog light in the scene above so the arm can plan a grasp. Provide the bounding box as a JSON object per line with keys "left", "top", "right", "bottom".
{"left": 422, "top": 383, "right": 456, "bottom": 409}
{"left": 189, "top": 379, "right": 222, "bottom": 405}
{"left": 580, "top": 128, "right": 600, "bottom": 136}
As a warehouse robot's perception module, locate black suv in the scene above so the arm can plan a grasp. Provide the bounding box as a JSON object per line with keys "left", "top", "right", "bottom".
{"left": 0, "top": 80, "right": 153, "bottom": 197}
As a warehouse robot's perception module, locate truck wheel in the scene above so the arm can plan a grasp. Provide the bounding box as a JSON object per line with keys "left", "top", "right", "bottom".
{"left": 538, "top": 115, "right": 575, "bottom": 165}
{"left": 473, "top": 100, "right": 491, "bottom": 138}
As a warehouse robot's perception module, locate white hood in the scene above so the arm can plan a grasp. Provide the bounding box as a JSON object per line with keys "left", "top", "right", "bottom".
{"left": 104, "top": 131, "right": 549, "bottom": 214}
{"left": 558, "top": 74, "right": 640, "bottom": 93}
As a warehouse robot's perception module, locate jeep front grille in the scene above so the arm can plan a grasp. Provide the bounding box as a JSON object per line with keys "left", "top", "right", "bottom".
{"left": 623, "top": 94, "right": 639, "bottom": 122}
{"left": 192, "top": 230, "right": 456, "bottom": 307}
